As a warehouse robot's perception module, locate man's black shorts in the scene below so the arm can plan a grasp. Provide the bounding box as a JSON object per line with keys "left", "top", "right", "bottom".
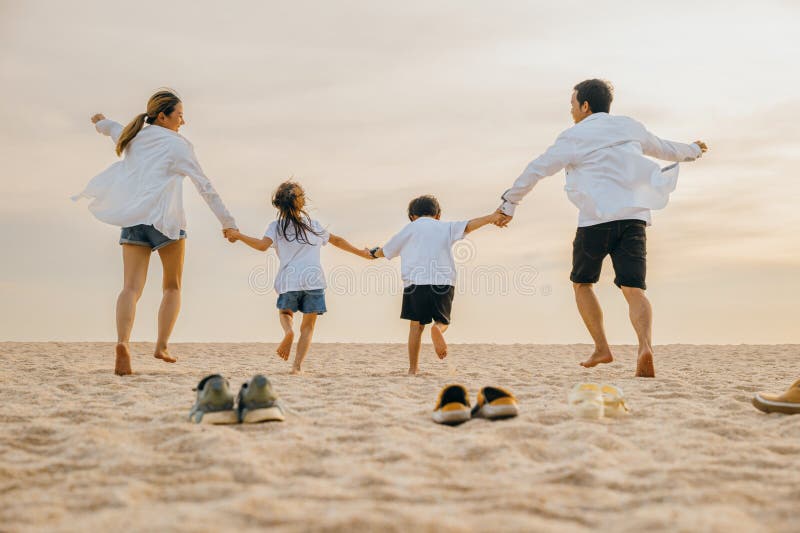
{"left": 570, "top": 219, "right": 647, "bottom": 289}
{"left": 400, "top": 284, "right": 455, "bottom": 325}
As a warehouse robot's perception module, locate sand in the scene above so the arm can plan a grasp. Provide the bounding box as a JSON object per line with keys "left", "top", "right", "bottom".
{"left": 1, "top": 342, "right": 799, "bottom": 532}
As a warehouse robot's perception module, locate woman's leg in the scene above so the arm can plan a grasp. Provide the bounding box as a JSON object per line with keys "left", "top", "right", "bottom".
{"left": 292, "top": 312, "right": 318, "bottom": 374}
{"left": 115, "top": 244, "right": 151, "bottom": 375}
{"left": 154, "top": 239, "right": 185, "bottom": 363}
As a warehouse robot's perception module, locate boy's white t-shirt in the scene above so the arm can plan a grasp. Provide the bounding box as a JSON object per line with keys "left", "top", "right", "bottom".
{"left": 381, "top": 217, "right": 468, "bottom": 287}
{"left": 264, "top": 218, "right": 330, "bottom": 294}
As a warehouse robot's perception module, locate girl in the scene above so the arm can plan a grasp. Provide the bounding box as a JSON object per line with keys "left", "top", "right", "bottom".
{"left": 74, "top": 89, "right": 237, "bottom": 376}
{"left": 226, "top": 181, "right": 373, "bottom": 374}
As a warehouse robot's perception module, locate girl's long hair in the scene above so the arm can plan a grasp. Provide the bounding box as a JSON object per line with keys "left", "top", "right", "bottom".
{"left": 272, "top": 181, "right": 324, "bottom": 245}
{"left": 115, "top": 89, "right": 181, "bottom": 156}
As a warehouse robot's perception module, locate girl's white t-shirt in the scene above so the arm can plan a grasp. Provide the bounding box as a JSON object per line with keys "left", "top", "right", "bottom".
{"left": 265, "top": 219, "right": 330, "bottom": 294}
{"left": 381, "top": 217, "right": 468, "bottom": 287}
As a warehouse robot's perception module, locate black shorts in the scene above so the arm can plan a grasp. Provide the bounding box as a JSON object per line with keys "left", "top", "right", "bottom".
{"left": 400, "top": 284, "right": 455, "bottom": 325}
{"left": 570, "top": 219, "right": 647, "bottom": 290}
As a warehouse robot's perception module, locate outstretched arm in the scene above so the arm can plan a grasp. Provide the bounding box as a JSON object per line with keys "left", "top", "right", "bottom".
{"left": 226, "top": 229, "right": 273, "bottom": 252}
{"left": 91, "top": 114, "right": 123, "bottom": 144}
{"left": 173, "top": 143, "right": 238, "bottom": 231}
{"left": 465, "top": 212, "right": 504, "bottom": 234}
{"left": 328, "top": 233, "right": 374, "bottom": 259}
{"left": 639, "top": 123, "right": 708, "bottom": 162}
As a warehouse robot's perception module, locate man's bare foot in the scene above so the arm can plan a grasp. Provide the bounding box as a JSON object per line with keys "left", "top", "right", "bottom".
{"left": 635, "top": 350, "right": 655, "bottom": 378}
{"left": 579, "top": 349, "right": 614, "bottom": 368}
{"left": 154, "top": 345, "right": 177, "bottom": 363}
{"left": 277, "top": 331, "right": 294, "bottom": 361}
{"left": 115, "top": 343, "right": 133, "bottom": 376}
{"left": 431, "top": 325, "right": 448, "bottom": 359}
{"left": 290, "top": 367, "right": 303, "bottom": 375}
{"left": 408, "top": 367, "right": 419, "bottom": 376}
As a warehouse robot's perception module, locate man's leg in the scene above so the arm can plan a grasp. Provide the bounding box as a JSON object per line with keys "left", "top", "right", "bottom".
{"left": 431, "top": 322, "right": 449, "bottom": 359}
{"left": 292, "top": 312, "right": 318, "bottom": 374}
{"left": 574, "top": 283, "right": 614, "bottom": 367}
{"left": 277, "top": 310, "right": 294, "bottom": 361}
{"left": 408, "top": 321, "right": 425, "bottom": 375}
{"left": 620, "top": 286, "right": 655, "bottom": 378}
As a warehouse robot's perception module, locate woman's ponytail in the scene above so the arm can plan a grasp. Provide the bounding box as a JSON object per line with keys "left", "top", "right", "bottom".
{"left": 115, "top": 113, "right": 148, "bottom": 156}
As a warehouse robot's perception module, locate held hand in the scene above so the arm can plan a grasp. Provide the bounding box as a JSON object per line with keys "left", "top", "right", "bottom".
{"left": 362, "top": 247, "right": 375, "bottom": 260}
{"left": 694, "top": 140, "right": 708, "bottom": 153}
{"left": 91, "top": 113, "right": 106, "bottom": 124}
{"left": 222, "top": 228, "right": 240, "bottom": 242}
{"left": 493, "top": 209, "right": 512, "bottom": 228}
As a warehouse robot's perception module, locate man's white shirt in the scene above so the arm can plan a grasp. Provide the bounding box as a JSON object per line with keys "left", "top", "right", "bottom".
{"left": 499, "top": 112, "right": 702, "bottom": 227}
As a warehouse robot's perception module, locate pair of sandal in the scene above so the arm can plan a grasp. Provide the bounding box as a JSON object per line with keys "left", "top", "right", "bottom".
{"left": 188, "top": 374, "right": 285, "bottom": 424}
{"left": 568, "top": 383, "right": 629, "bottom": 419}
{"left": 433, "top": 384, "right": 519, "bottom": 425}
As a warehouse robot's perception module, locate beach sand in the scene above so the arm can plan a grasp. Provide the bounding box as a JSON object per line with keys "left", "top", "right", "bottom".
{"left": 1, "top": 342, "right": 799, "bottom": 532}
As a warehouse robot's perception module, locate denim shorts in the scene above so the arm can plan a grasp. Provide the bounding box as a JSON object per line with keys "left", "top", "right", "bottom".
{"left": 276, "top": 289, "right": 327, "bottom": 315}
{"left": 120, "top": 224, "right": 187, "bottom": 251}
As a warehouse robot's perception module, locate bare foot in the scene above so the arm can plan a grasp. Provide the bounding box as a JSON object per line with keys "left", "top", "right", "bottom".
{"left": 115, "top": 343, "right": 133, "bottom": 376}
{"left": 154, "top": 345, "right": 177, "bottom": 363}
{"left": 277, "top": 331, "right": 294, "bottom": 361}
{"left": 431, "top": 325, "right": 448, "bottom": 359}
{"left": 290, "top": 367, "right": 303, "bottom": 375}
{"left": 635, "top": 350, "right": 655, "bottom": 378}
{"left": 408, "top": 368, "right": 419, "bottom": 376}
{"left": 579, "top": 349, "right": 613, "bottom": 368}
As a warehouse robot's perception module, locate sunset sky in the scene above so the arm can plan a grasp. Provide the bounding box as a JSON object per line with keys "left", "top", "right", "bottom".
{"left": 1, "top": 0, "right": 798, "bottom": 345}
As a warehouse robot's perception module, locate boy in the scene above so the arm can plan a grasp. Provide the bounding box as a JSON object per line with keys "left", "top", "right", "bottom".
{"left": 371, "top": 195, "right": 501, "bottom": 375}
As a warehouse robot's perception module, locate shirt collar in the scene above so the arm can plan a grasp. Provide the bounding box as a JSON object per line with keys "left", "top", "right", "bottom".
{"left": 579, "top": 112, "right": 608, "bottom": 124}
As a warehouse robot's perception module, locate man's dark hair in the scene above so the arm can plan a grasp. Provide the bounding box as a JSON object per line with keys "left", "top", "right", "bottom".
{"left": 407, "top": 195, "right": 441, "bottom": 221}
{"left": 573, "top": 79, "right": 614, "bottom": 114}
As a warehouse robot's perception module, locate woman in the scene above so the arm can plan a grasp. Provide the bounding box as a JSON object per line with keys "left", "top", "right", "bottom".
{"left": 74, "top": 89, "right": 237, "bottom": 375}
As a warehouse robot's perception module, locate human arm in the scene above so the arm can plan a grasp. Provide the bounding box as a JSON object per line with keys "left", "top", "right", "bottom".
{"left": 498, "top": 133, "right": 576, "bottom": 218}
{"left": 328, "top": 233, "right": 375, "bottom": 260}
{"left": 172, "top": 141, "right": 237, "bottom": 230}
{"left": 91, "top": 114, "right": 124, "bottom": 144}
{"left": 638, "top": 122, "right": 707, "bottom": 162}
{"left": 226, "top": 229, "right": 273, "bottom": 252}
{"left": 465, "top": 212, "right": 504, "bottom": 234}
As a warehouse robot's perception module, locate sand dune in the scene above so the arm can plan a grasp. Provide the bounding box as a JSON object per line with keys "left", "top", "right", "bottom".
{"left": 1, "top": 342, "right": 799, "bottom": 532}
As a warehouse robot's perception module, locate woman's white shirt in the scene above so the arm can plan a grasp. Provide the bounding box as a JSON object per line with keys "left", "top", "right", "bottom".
{"left": 73, "top": 119, "right": 236, "bottom": 239}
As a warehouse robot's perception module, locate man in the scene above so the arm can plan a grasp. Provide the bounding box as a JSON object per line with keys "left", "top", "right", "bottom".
{"left": 496, "top": 79, "right": 708, "bottom": 377}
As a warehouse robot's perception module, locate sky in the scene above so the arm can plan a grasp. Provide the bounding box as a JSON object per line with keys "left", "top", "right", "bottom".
{"left": 1, "top": 0, "right": 799, "bottom": 345}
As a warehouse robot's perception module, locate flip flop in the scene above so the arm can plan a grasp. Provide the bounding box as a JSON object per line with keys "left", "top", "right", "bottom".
{"left": 188, "top": 374, "right": 238, "bottom": 424}
{"left": 432, "top": 384, "right": 471, "bottom": 425}
{"left": 601, "top": 384, "right": 629, "bottom": 418}
{"left": 568, "top": 383, "right": 604, "bottom": 419}
{"left": 752, "top": 379, "right": 800, "bottom": 415}
{"left": 471, "top": 386, "right": 519, "bottom": 420}
{"left": 238, "top": 374, "right": 285, "bottom": 423}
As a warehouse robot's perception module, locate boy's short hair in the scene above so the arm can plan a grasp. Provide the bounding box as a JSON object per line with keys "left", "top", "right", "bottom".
{"left": 573, "top": 79, "right": 614, "bottom": 114}
{"left": 407, "top": 195, "right": 441, "bottom": 220}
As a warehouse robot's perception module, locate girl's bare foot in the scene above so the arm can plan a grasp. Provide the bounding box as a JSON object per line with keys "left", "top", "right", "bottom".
{"left": 431, "top": 325, "right": 448, "bottom": 359}
{"left": 154, "top": 345, "right": 177, "bottom": 363}
{"left": 277, "top": 331, "right": 294, "bottom": 360}
{"left": 635, "top": 350, "right": 655, "bottom": 378}
{"left": 580, "top": 349, "right": 613, "bottom": 368}
{"left": 115, "top": 343, "right": 133, "bottom": 376}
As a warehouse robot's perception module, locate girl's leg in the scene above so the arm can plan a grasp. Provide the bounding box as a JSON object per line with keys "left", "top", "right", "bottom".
{"left": 408, "top": 321, "right": 425, "bottom": 375}
{"left": 154, "top": 239, "right": 185, "bottom": 363}
{"left": 431, "top": 322, "right": 449, "bottom": 359}
{"left": 115, "top": 244, "right": 151, "bottom": 375}
{"left": 277, "top": 310, "right": 294, "bottom": 360}
{"left": 292, "top": 312, "right": 318, "bottom": 374}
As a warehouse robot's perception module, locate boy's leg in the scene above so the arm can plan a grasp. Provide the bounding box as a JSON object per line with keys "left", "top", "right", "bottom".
{"left": 292, "top": 312, "right": 318, "bottom": 374}
{"left": 431, "top": 322, "right": 449, "bottom": 359}
{"left": 620, "top": 286, "right": 655, "bottom": 378}
{"left": 408, "top": 321, "right": 425, "bottom": 375}
{"left": 574, "top": 283, "right": 614, "bottom": 367}
{"left": 277, "top": 310, "right": 294, "bottom": 361}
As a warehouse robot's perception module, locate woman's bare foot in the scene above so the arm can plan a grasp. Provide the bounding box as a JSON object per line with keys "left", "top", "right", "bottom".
{"left": 115, "top": 343, "right": 133, "bottom": 376}
{"left": 277, "top": 331, "right": 294, "bottom": 361}
{"left": 431, "top": 325, "right": 448, "bottom": 359}
{"left": 154, "top": 345, "right": 177, "bottom": 363}
{"left": 580, "top": 348, "right": 613, "bottom": 368}
{"left": 635, "top": 350, "right": 655, "bottom": 378}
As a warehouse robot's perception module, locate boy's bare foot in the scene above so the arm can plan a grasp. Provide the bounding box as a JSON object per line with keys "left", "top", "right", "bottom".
{"left": 115, "top": 343, "right": 133, "bottom": 376}
{"left": 154, "top": 345, "right": 177, "bottom": 363}
{"left": 277, "top": 331, "right": 294, "bottom": 361}
{"left": 290, "top": 367, "right": 303, "bottom": 375}
{"left": 431, "top": 325, "right": 448, "bottom": 359}
{"left": 580, "top": 348, "right": 613, "bottom": 368}
{"left": 635, "top": 350, "right": 655, "bottom": 378}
